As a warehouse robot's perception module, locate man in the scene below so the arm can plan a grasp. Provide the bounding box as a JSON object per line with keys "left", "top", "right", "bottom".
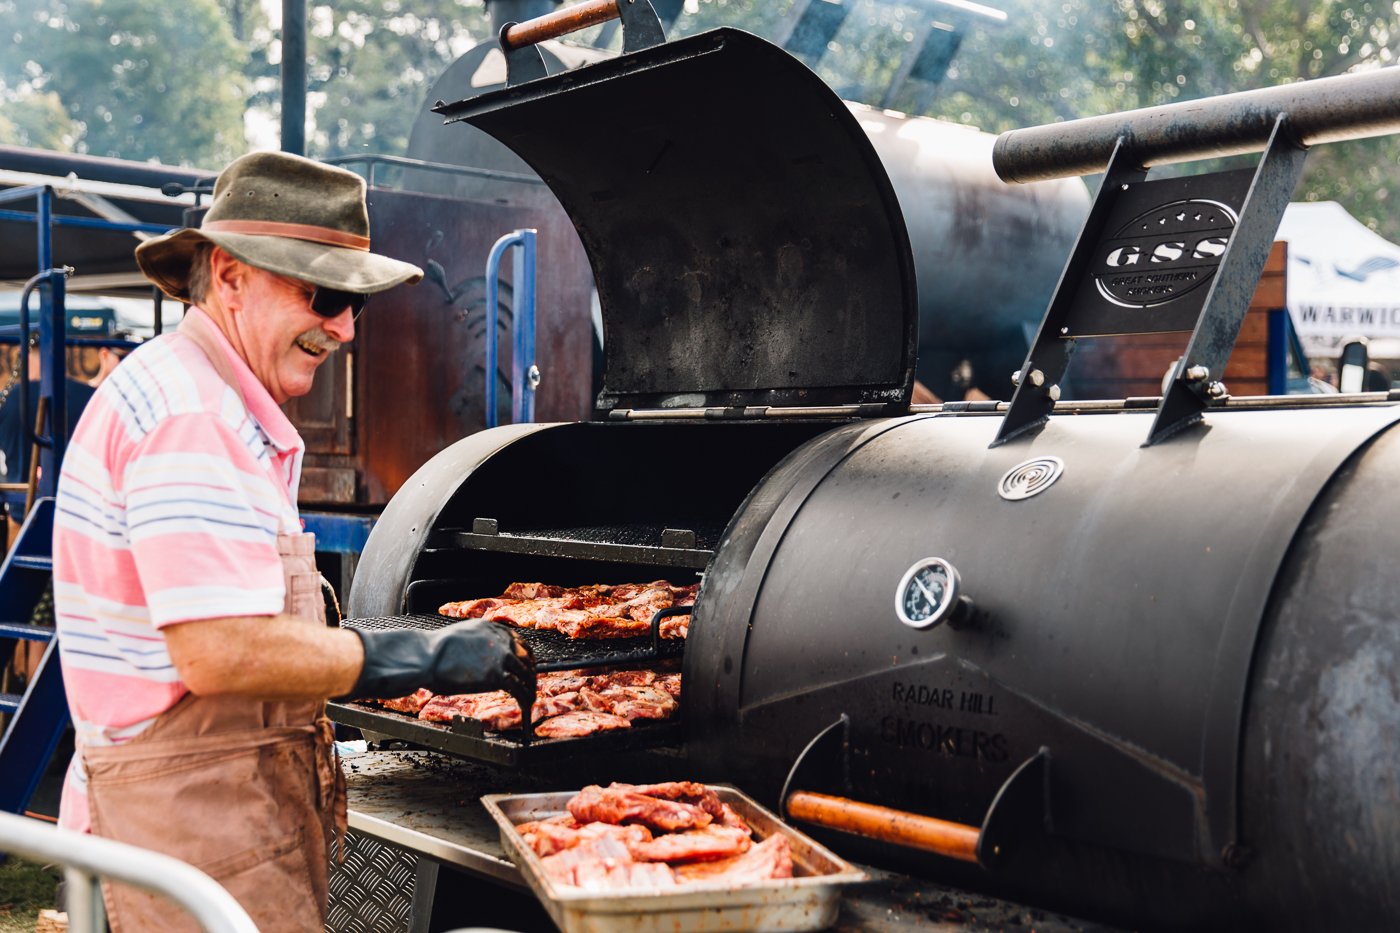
{"left": 87, "top": 329, "right": 135, "bottom": 387}
{"left": 52, "top": 151, "right": 533, "bottom": 932}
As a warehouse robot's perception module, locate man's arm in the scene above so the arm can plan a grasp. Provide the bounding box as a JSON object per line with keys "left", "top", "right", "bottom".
{"left": 164, "top": 615, "right": 365, "bottom": 700}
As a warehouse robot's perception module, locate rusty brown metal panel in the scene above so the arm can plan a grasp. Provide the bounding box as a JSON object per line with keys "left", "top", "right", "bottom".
{"left": 297, "top": 186, "right": 593, "bottom": 505}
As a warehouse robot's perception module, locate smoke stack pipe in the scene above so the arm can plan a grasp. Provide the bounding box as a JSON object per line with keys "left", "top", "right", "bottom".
{"left": 281, "top": 0, "right": 307, "bottom": 155}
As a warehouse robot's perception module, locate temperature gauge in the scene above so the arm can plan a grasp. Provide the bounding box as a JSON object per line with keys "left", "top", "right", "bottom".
{"left": 896, "top": 557, "right": 962, "bottom": 629}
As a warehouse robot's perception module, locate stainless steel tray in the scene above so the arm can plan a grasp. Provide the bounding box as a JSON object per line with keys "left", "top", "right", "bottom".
{"left": 482, "top": 786, "right": 867, "bottom": 933}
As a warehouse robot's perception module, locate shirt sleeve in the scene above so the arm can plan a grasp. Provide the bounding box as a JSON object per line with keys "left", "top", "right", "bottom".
{"left": 121, "top": 412, "right": 288, "bottom": 626}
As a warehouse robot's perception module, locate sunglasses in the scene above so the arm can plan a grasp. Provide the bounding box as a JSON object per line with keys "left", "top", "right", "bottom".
{"left": 309, "top": 287, "right": 368, "bottom": 320}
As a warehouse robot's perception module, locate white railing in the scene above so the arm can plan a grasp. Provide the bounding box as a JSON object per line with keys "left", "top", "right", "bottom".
{"left": 0, "top": 811, "right": 257, "bottom": 933}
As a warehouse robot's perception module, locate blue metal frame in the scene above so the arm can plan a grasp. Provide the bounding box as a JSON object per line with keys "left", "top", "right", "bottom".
{"left": 483, "top": 228, "right": 538, "bottom": 429}
{"left": 2, "top": 183, "right": 176, "bottom": 505}
{"left": 0, "top": 498, "right": 67, "bottom": 818}
{"left": 301, "top": 511, "right": 376, "bottom": 555}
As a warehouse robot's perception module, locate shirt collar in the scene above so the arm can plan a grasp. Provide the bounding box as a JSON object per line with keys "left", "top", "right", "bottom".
{"left": 187, "top": 307, "right": 303, "bottom": 454}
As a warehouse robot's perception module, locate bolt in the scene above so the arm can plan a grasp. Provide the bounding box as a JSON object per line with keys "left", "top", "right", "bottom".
{"left": 1185, "top": 364, "right": 1210, "bottom": 382}
{"left": 1207, "top": 381, "right": 1228, "bottom": 399}
{"left": 1011, "top": 370, "right": 1022, "bottom": 387}
{"left": 1048, "top": 384, "right": 1061, "bottom": 402}
{"left": 1222, "top": 843, "right": 1252, "bottom": 869}
{"left": 1028, "top": 369, "right": 1045, "bottom": 387}
{"left": 1060, "top": 326, "right": 1069, "bottom": 335}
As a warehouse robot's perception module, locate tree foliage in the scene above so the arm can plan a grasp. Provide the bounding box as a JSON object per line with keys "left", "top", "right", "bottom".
{"left": 0, "top": 0, "right": 248, "bottom": 165}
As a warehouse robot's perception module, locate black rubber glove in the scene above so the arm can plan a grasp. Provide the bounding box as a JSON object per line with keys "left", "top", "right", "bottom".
{"left": 344, "top": 621, "right": 533, "bottom": 700}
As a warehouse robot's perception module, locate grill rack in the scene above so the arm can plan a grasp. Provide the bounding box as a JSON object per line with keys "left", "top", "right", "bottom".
{"left": 343, "top": 613, "right": 686, "bottom": 673}
{"left": 331, "top": 612, "right": 688, "bottom": 766}
{"left": 426, "top": 520, "right": 719, "bottom": 571}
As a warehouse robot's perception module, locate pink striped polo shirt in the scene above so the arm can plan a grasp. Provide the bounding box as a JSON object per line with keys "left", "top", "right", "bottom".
{"left": 52, "top": 307, "right": 305, "bottom": 832}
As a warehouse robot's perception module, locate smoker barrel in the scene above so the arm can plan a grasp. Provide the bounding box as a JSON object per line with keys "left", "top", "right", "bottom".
{"left": 686, "top": 405, "right": 1400, "bottom": 930}
{"left": 993, "top": 67, "right": 1400, "bottom": 183}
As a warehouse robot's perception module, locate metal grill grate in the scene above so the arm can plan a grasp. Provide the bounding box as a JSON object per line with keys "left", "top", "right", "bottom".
{"left": 326, "top": 830, "right": 417, "bottom": 932}
{"left": 332, "top": 614, "right": 686, "bottom": 766}
{"left": 343, "top": 613, "right": 685, "bottom": 671}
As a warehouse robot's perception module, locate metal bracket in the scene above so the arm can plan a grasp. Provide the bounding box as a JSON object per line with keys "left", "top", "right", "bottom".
{"left": 993, "top": 139, "right": 1146, "bottom": 446}
{"left": 617, "top": 0, "right": 667, "bottom": 53}
{"left": 993, "top": 117, "right": 1308, "bottom": 448}
{"left": 779, "top": 715, "right": 851, "bottom": 812}
{"left": 499, "top": 25, "right": 550, "bottom": 87}
{"left": 976, "top": 747, "right": 1052, "bottom": 867}
{"left": 1144, "top": 116, "right": 1308, "bottom": 445}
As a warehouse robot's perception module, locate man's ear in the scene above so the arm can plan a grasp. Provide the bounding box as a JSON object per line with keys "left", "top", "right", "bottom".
{"left": 208, "top": 247, "right": 248, "bottom": 312}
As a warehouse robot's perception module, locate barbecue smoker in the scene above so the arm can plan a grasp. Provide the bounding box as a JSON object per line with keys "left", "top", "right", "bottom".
{"left": 344, "top": 4, "right": 1400, "bottom": 929}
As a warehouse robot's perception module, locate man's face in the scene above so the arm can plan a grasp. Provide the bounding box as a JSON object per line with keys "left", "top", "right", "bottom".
{"left": 233, "top": 266, "right": 355, "bottom": 403}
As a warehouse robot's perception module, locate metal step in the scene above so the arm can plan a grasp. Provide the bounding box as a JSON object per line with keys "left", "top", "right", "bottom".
{"left": 0, "top": 693, "right": 22, "bottom": 713}
{"left": 9, "top": 555, "right": 52, "bottom": 572}
{"left": 0, "top": 622, "right": 54, "bottom": 642}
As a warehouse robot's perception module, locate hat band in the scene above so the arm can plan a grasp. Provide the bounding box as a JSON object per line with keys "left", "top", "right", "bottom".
{"left": 200, "top": 219, "right": 371, "bottom": 251}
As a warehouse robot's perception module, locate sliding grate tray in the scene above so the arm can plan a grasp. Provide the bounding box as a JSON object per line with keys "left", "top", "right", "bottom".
{"left": 330, "top": 613, "right": 685, "bottom": 767}
{"left": 342, "top": 613, "right": 685, "bottom": 673}
{"left": 430, "top": 522, "right": 717, "bottom": 571}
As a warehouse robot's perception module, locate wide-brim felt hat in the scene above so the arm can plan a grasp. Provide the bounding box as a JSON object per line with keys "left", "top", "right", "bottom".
{"left": 136, "top": 150, "right": 422, "bottom": 303}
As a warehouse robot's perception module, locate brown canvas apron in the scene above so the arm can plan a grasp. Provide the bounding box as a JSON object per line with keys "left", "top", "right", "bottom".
{"left": 81, "top": 312, "right": 347, "bottom": 932}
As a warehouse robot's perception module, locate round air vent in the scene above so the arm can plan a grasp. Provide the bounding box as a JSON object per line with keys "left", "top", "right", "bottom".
{"left": 998, "top": 456, "right": 1064, "bottom": 501}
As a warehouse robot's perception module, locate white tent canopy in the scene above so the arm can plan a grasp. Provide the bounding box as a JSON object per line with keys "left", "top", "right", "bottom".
{"left": 1277, "top": 201, "right": 1400, "bottom": 359}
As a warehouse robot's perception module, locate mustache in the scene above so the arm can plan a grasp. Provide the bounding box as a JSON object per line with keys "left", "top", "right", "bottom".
{"left": 296, "top": 327, "right": 342, "bottom": 353}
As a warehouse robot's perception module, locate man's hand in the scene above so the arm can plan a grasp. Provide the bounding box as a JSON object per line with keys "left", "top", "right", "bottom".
{"left": 345, "top": 621, "right": 534, "bottom": 700}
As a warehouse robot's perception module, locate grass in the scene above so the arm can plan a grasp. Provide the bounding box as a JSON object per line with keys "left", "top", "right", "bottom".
{"left": 0, "top": 855, "right": 62, "bottom": 932}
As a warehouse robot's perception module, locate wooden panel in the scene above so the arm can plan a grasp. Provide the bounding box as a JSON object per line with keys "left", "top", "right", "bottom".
{"left": 299, "top": 466, "right": 357, "bottom": 505}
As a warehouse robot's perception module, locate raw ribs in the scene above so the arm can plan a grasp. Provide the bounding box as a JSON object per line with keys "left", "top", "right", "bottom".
{"left": 438, "top": 580, "right": 698, "bottom": 640}
{"left": 370, "top": 666, "right": 682, "bottom": 737}
{"left": 518, "top": 782, "right": 795, "bottom": 892}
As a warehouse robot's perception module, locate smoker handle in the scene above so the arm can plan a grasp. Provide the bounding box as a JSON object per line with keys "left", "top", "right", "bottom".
{"left": 500, "top": 0, "right": 623, "bottom": 51}
{"left": 785, "top": 790, "right": 980, "bottom": 864}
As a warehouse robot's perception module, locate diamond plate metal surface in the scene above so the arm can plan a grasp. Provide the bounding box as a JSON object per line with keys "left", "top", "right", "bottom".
{"left": 326, "top": 830, "right": 417, "bottom": 932}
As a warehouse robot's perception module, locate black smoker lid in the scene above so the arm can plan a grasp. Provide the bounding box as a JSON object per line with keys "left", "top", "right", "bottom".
{"left": 436, "top": 28, "right": 917, "bottom": 414}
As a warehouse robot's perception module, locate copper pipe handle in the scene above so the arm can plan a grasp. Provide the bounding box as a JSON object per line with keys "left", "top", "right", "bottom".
{"left": 786, "top": 790, "right": 981, "bottom": 864}
{"left": 501, "top": 0, "right": 621, "bottom": 51}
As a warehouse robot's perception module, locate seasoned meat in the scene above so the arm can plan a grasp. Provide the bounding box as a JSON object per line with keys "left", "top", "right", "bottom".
{"left": 438, "top": 597, "right": 521, "bottom": 620}
{"left": 593, "top": 670, "right": 656, "bottom": 688}
{"left": 538, "top": 670, "right": 592, "bottom": 696}
{"left": 535, "top": 710, "right": 632, "bottom": 738}
{"left": 538, "top": 835, "right": 679, "bottom": 890}
{"left": 614, "top": 782, "right": 748, "bottom": 832}
{"left": 418, "top": 691, "right": 522, "bottom": 731}
{"left": 630, "top": 824, "right": 753, "bottom": 863}
{"left": 596, "top": 685, "right": 678, "bottom": 722}
{"left": 531, "top": 690, "right": 583, "bottom": 722}
{"left": 569, "top": 784, "right": 713, "bottom": 832}
{"left": 518, "top": 815, "right": 651, "bottom": 858}
{"left": 378, "top": 687, "right": 434, "bottom": 715}
{"left": 439, "top": 580, "right": 697, "bottom": 640}
{"left": 656, "top": 673, "right": 683, "bottom": 699}
{"left": 501, "top": 582, "right": 569, "bottom": 600}
{"left": 672, "top": 834, "right": 793, "bottom": 883}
